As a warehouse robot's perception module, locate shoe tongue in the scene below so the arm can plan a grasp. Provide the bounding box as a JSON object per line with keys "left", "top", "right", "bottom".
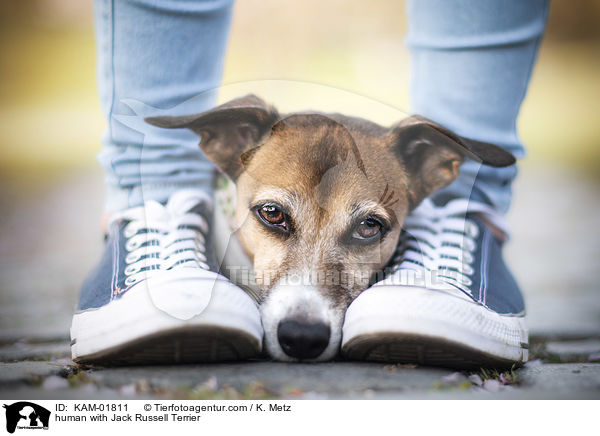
{"left": 425, "top": 194, "right": 511, "bottom": 238}
{"left": 144, "top": 200, "right": 170, "bottom": 221}
{"left": 166, "top": 190, "right": 212, "bottom": 216}
{"left": 411, "top": 197, "right": 467, "bottom": 219}
{"left": 430, "top": 192, "right": 459, "bottom": 208}
{"left": 108, "top": 200, "right": 167, "bottom": 225}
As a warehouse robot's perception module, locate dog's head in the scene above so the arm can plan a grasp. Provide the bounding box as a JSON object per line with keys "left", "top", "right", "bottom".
{"left": 146, "top": 95, "right": 515, "bottom": 362}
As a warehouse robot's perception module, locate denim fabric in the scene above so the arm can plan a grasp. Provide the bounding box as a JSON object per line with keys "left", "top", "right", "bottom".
{"left": 407, "top": 0, "right": 549, "bottom": 213}
{"left": 78, "top": 220, "right": 129, "bottom": 310}
{"left": 94, "top": 0, "right": 234, "bottom": 212}
{"left": 466, "top": 215, "right": 525, "bottom": 314}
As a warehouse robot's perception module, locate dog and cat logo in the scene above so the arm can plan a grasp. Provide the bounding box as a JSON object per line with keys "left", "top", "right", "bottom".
{"left": 2, "top": 402, "right": 50, "bottom": 433}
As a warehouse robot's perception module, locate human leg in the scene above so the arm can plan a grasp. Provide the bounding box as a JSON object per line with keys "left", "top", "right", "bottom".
{"left": 342, "top": 0, "right": 549, "bottom": 367}
{"left": 72, "top": 0, "right": 264, "bottom": 364}
{"left": 95, "top": 0, "right": 234, "bottom": 213}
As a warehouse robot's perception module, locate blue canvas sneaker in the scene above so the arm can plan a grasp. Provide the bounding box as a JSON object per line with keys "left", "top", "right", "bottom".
{"left": 341, "top": 198, "right": 528, "bottom": 368}
{"left": 70, "top": 190, "right": 263, "bottom": 365}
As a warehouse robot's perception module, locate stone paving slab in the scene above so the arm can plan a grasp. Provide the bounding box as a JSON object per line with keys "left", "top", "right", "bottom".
{"left": 518, "top": 363, "right": 600, "bottom": 394}
{"left": 1, "top": 354, "right": 598, "bottom": 399}
{"left": 0, "top": 341, "right": 71, "bottom": 362}
{"left": 0, "top": 387, "right": 144, "bottom": 401}
{"left": 2, "top": 385, "right": 598, "bottom": 400}
{"left": 87, "top": 362, "right": 453, "bottom": 397}
{"left": 85, "top": 362, "right": 600, "bottom": 398}
{"left": 0, "top": 360, "right": 69, "bottom": 386}
{"left": 545, "top": 339, "right": 600, "bottom": 359}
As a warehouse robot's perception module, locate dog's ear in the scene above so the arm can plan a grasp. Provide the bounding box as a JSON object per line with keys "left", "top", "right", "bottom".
{"left": 145, "top": 94, "right": 279, "bottom": 180}
{"left": 390, "top": 115, "right": 516, "bottom": 209}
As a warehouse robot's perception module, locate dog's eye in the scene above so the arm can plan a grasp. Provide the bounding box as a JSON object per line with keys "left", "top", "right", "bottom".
{"left": 255, "top": 203, "right": 289, "bottom": 232}
{"left": 352, "top": 218, "right": 382, "bottom": 240}
{"left": 259, "top": 204, "right": 284, "bottom": 225}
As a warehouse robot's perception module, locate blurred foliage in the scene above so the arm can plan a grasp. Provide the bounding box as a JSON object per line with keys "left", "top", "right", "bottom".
{"left": 0, "top": 0, "right": 599, "bottom": 175}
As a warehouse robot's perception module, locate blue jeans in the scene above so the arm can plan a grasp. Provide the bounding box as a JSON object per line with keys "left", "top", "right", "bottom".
{"left": 95, "top": 0, "right": 234, "bottom": 212}
{"left": 95, "top": 0, "right": 549, "bottom": 214}
{"left": 407, "top": 0, "right": 549, "bottom": 213}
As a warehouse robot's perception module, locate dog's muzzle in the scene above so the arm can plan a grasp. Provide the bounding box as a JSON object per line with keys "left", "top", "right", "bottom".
{"left": 260, "top": 279, "right": 342, "bottom": 361}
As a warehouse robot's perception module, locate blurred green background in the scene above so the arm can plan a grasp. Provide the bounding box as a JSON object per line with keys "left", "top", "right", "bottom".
{"left": 0, "top": 0, "right": 599, "bottom": 179}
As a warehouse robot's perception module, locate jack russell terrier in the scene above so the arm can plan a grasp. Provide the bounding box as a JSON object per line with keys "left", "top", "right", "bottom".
{"left": 146, "top": 94, "right": 515, "bottom": 362}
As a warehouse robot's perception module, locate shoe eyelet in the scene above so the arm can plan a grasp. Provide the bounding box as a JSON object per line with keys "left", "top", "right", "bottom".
{"left": 459, "top": 276, "right": 473, "bottom": 287}
{"left": 461, "top": 250, "right": 474, "bottom": 264}
{"left": 126, "top": 239, "right": 140, "bottom": 251}
{"left": 125, "top": 276, "right": 139, "bottom": 287}
{"left": 124, "top": 223, "right": 140, "bottom": 238}
{"left": 125, "top": 265, "right": 139, "bottom": 275}
{"left": 462, "top": 264, "right": 474, "bottom": 275}
{"left": 125, "top": 252, "right": 140, "bottom": 264}
{"left": 465, "top": 220, "right": 479, "bottom": 238}
{"left": 463, "top": 238, "right": 476, "bottom": 252}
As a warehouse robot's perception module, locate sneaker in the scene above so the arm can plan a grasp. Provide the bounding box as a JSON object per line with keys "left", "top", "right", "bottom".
{"left": 341, "top": 198, "right": 528, "bottom": 369}
{"left": 70, "top": 190, "right": 263, "bottom": 365}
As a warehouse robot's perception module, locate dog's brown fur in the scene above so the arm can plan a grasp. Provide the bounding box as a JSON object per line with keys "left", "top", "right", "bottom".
{"left": 146, "top": 95, "right": 515, "bottom": 361}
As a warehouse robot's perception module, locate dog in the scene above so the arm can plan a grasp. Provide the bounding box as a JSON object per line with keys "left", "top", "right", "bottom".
{"left": 146, "top": 95, "right": 515, "bottom": 362}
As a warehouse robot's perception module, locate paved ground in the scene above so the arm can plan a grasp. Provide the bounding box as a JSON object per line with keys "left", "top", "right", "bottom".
{"left": 0, "top": 163, "right": 598, "bottom": 399}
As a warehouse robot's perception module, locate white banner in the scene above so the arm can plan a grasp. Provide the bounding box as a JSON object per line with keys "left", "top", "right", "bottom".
{"left": 0, "top": 399, "right": 597, "bottom": 436}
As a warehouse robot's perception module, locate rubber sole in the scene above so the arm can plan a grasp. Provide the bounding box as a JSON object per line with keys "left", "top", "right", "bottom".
{"left": 71, "top": 270, "right": 263, "bottom": 365}
{"left": 342, "top": 286, "right": 528, "bottom": 369}
{"left": 343, "top": 333, "right": 524, "bottom": 369}
{"left": 72, "top": 325, "right": 261, "bottom": 366}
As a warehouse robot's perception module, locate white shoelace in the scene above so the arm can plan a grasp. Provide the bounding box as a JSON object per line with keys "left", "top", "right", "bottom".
{"left": 109, "top": 191, "right": 212, "bottom": 288}
{"left": 388, "top": 198, "right": 507, "bottom": 296}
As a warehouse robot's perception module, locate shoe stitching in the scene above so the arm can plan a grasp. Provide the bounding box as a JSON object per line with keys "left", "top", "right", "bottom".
{"left": 479, "top": 226, "right": 491, "bottom": 306}
{"left": 110, "top": 223, "right": 119, "bottom": 302}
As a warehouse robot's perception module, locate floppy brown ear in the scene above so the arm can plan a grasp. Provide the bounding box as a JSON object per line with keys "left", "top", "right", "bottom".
{"left": 145, "top": 94, "right": 279, "bottom": 180}
{"left": 390, "top": 115, "right": 516, "bottom": 209}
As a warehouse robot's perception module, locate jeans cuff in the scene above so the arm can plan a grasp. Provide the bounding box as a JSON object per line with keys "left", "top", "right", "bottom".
{"left": 104, "top": 180, "right": 214, "bottom": 213}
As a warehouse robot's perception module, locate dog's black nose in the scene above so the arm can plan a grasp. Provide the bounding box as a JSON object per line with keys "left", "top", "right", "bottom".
{"left": 277, "top": 320, "right": 331, "bottom": 359}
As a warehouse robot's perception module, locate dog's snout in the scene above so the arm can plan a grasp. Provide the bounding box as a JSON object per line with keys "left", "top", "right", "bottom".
{"left": 277, "top": 319, "right": 331, "bottom": 360}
